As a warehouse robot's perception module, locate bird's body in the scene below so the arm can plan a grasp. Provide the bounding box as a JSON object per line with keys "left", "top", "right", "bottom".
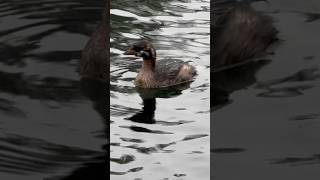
{"left": 213, "top": 1, "right": 278, "bottom": 69}
{"left": 125, "top": 41, "right": 196, "bottom": 88}
{"left": 79, "top": 1, "right": 108, "bottom": 81}
{"left": 135, "top": 59, "right": 195, "bottom": 88}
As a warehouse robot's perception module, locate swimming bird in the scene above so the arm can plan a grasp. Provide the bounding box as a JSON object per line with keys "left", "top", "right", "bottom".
{"left": 124, "top": 40, "right": 197, "bottom": 88}
{"left": 211, "top": 1, "right": 278, "bottom": 109}
{"left": 79, "top": 0, "right": 108, "bottom": 81}
{"left": 213, "top": 1, "right": 278, "bottom": 70}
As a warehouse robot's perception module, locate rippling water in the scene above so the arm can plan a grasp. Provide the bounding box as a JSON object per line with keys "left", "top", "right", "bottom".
{"left": 3, "top": 0, "right": 317, "bottom": 179}
{"left": 213, "top": 0, "right": 320, "bottom": 179}
{"left": 0, "top": 0, "right": 106, "bottom": 179}
{"left": 110, "top": 0, "right": 210, "bottom": 179}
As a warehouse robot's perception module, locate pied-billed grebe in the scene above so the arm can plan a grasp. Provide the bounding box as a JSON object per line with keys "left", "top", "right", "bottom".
{"left": 124, "top": 40, "right": 196, "bottom": 88}
{"left": 79, "top": 0, "right": 108, "bottom": 81}
{"left": 213, "top": 2, "right": 278, "bottom": 69}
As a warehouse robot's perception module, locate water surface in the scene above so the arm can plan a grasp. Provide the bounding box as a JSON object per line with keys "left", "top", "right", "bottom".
{"left": 110, "top": 0, "right": 210, "bottom": 179}
{"left": 213, "top": 1, "right": 320, "bottom": 179}
{"left": 0, "top": 0, "right": 106, "bottom": 179}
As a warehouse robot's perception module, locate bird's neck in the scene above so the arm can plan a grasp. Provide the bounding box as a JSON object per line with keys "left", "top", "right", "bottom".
{"left": 142, "top": 58, "right": 156, "bottom": 72}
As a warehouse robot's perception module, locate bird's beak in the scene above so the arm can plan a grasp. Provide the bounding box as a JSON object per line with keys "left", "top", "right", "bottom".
{"left": 124, "top": 48, "right": 135, "bottom": 55}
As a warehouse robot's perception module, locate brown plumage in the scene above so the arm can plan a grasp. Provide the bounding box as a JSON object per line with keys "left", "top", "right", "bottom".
{"left": 213, "top": 2, "right": 278, "bottom": 69}
{"left": 79, "top": 1, "right": 109, "bottom": 81}
{"left": 124, "top": 40, "right": 196, "bottom": 88}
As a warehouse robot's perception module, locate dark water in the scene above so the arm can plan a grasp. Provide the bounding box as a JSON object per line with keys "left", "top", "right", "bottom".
{"left": 110, "top": 0, "right": 210, "bottom": 179}
{"left": 213, "top": 0, "right": 320, "bottom": 179}
{"left": 0, "top": 0, "right": 106, "bottom": 179}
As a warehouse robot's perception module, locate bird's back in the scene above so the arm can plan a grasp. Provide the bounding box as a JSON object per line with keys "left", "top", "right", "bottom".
{"left": 135, "top": 59, "right": 196, "bottom": 88}
{"left": 154, "top": 59, "right": 196, "bottom": 87}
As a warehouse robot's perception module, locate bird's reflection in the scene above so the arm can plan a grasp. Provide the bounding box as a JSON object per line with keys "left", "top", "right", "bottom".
{"left": 62, "top": 77, "right": 108, "bottom": 180}
{"left": 127, "top": 98, "right": 156, "bottom": 124}
{"left": 212, "top": 60, "right": 270, "bottom": 110}
{"left": 80, "top": 78, "right": 108, "bottom": 126}
{"left": 126, "top": 83, "right": 191, "bottom": 124}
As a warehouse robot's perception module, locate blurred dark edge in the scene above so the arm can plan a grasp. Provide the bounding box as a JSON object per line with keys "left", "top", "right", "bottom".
{"left": 210, "top": 1, "right": 213, "bottom": 180}
{"left": 61, "top": 0, "right": 110, "bottom": 179}
{"left": 66, "top": 0, "right": 110, "bottom": 179}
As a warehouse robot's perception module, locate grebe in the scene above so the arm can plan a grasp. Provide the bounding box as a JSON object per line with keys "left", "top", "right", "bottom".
{"left": 79, "top": 0, "right": 108, "bottom": 81}
{"left": 124, "top": 40, "right": 196, "bottom": 88}
{"left": 213, "top": 1, "right": 278, "bottom": 69}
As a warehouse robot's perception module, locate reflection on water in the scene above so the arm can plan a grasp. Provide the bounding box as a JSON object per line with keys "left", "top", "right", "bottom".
{"left": 213, "top": 0, "right": 320, "bottom": 179}
{"left": 0, "top": 0, "right": 106, "bottom": 179}
{"left": 110, "top": 0, "right": 210, "bottom": 179}
{"left": 126, "top": 98, "right": 156, "bottom": 124}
